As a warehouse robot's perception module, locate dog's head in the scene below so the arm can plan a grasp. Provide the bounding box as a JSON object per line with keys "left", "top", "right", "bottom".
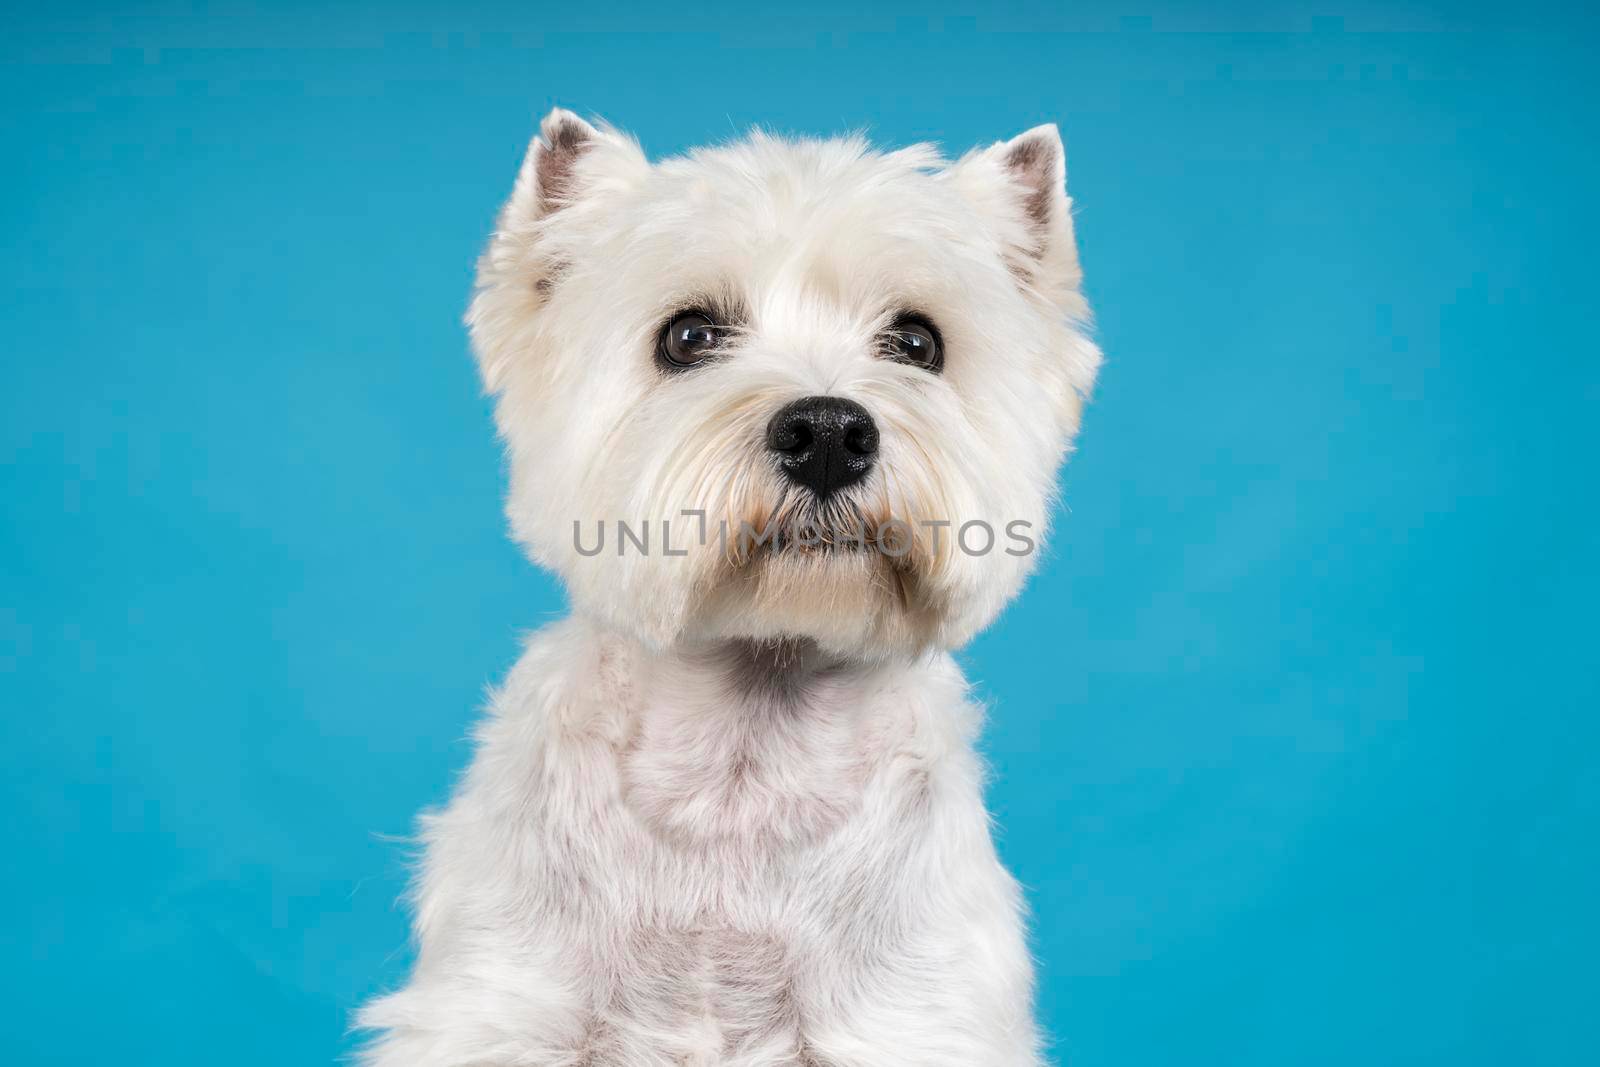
{"left": 471, "top": 109, "right": 1100, "bottom": 659}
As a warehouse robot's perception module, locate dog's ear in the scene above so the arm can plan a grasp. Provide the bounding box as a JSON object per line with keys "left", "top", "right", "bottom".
{"left": 472, "top": 109, "right": 646, "bottom": 391}
{"left": 952, "top": 124, "right": 1082, "bottom": 302}
{"left": 502, "top": 108, "right": 647, "bottom": 226}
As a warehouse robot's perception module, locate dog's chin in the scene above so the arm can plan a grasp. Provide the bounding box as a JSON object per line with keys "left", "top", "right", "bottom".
{"left": 687, "top": 547, "right": 944, "bottom": 661}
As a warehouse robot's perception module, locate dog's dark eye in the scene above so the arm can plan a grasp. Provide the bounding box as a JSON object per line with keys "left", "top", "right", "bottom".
{"left": 659, "top": 310, "right": 725, "bottom": 369}
{"left": 883, "top": 315, "right": 943, "bottom": 373}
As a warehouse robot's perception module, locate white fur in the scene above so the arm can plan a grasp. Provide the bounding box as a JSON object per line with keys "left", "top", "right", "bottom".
{"left": 360, "top": 109, "right": 1100, "bottom": 1066}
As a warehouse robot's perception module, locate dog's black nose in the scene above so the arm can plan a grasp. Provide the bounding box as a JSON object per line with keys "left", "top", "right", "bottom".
{"left": 766, "top": 395, "right": 879, "bottom": 498}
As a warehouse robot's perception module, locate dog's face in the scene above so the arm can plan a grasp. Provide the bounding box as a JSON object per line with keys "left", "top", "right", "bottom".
{"left": 471, "top": 110, "right": 1100, "bottom": 659}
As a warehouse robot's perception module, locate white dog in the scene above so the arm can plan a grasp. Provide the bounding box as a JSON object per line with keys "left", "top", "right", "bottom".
{"left": 360, "top": 108, "right": 1100, "bottom": 1066}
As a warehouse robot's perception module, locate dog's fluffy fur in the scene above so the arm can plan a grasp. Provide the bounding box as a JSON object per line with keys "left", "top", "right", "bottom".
{"left": 359, "top": 109, "right": 1100, "bottom": 1066}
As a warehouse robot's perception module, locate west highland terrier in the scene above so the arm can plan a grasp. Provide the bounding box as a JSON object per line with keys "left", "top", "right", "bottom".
{"left": 360, "top": 108, "right": 1101, "bottom": 1066}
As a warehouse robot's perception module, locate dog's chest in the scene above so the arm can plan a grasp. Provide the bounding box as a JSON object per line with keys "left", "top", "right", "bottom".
{"left": 560, "top": 687, "right": 919, "bottom": 1061}
{"left": 617, "top": 682, "right": 872, "bottom": 850}
{"left": 529, "top": 652, "right": 951, "bottom": 1063}
{"left": 585, "top": 923, "right": 813, "bottom": 1064}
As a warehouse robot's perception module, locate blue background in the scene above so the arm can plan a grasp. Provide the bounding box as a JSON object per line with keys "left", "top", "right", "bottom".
{"left": 4, "top": 3, "right": 1596, "bottom": 1064}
